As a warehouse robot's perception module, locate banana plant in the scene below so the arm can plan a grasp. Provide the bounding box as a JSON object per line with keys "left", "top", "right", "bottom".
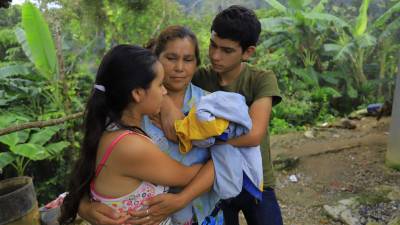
{"left": 19, "top": 2, "right": 57, "bottom": 81}
{"left": 372, "top": 1, "right": 400, "bottom": 97}
{"left": 0, "top": 114, "right": 69, "bottom": 176}
{"left": 259, "top": 0, "right": 348, "bottom": 100}
{"left": 0, "top": 2, "right": 63, "bottom": 110}
{"left": 261, "top": 0, "right": 349, "bottom": 66}
{"left": 323, "top": 0, "right": 376, "bottom": 92}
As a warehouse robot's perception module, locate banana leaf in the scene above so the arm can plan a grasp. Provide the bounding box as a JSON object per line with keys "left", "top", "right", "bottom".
{"left": 0, "top": 152, "right": 16, "bottom": 170}
{"left": 21, "top": 2, "right": 57, "bottom": 80}
{"left": 353, "top": 0, "right": 371, "bottom": 37}
{"left": 264, "top": 0, "right": 287, "bottom": 13}
{"left": 0, "top": 64, "right": 30, "bottom": 79}
{"left": 373, "top": 1, "right": 400, "bottom": 28}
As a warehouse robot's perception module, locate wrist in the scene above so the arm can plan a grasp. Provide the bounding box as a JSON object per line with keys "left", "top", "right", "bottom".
{"left": 176, "top": 192, "right": 192, "bottom": 209}
{"left": 78, "top": 200, "right": 88, "bottom": 218}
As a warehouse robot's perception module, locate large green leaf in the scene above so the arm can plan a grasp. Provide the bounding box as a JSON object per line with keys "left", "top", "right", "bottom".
{"left": 373, "top": 1, "right": 400, "bottom": 28}
{"left": 46, "top": 141, "right": 69, "bottom": 156}
{"left": 15, "top": 27, "right": 34, "bottom": 64}
{"left": 291, "top": 67, "right": 319, "bottom": 87}
{"left": 319, "top": 87, "right": 342, "bottom": 98}
{"left": 260, "top": 17, "right": 294, "bottom": 32}
{"left": 0, "top": 65, "right": 30, "bottom": 79}
{"left": 324, "top": 43, "right": 354, "bottom": 62}
{"left": 377, "top": 17, "right": 400, "bottom": 40}
{"left": 0, "top": 152, "right": 16, "bottom": 169}
{"left": 288, "top": 0, "right": 312, "bottom": 10}
{"left": 356, "top": 34, "right": 376, "bottom": 48}
{"left": 264, "top": 0, "right": 287, "bottom": 13}
{"left": 21, "top": 2, "right": 57, "bottom": 80}
{"left": 312, "top": 0, "right": 328, "bottom": 13}
{"left": 353, "top": 0, "right": 371, "bottom": 37}
{"left": 10, "top": 143, "right": 50, "bottom": 161}
{"left": 260, "top": 34, "right": 288, "bottom": 49}
{"left": 0, "top": 114, "right": 31, "bottom": 146}
{"left": 320, "top": 71, "right": 341, "bottom": 85}
{"left": 0, "top": 133, "right": 20, "bottom": 148}
{"left": 302, "top": 12, "right": 350, "bottom": 28}
{"left": 29, "top": 126, "right": 61, "bottom": 146}
{"left": 323, "top": 43, "right": 343, "bottom": 53}
{"left": 346, "top": 81, "right": 358, "bottom": 98}
{"left": 0, "top": 115, "right": 19, "bottom": 147}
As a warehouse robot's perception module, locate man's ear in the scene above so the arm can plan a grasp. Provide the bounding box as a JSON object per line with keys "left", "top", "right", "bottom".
{"left": 131, "top": 88, "right": 145, "bottom": 103}
{"left": 242, "top": 46, "right": 256, "bottom": 61}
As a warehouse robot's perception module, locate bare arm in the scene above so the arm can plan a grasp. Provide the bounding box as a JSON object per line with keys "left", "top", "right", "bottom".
{"left": 77, "top": 136, "right": 204, "bottom": 225}
{"left": 226, "top": 97, "right": 273, "bottom": 147}
{"left": 128, "top": 160, "right": 215, "bottom": 224}
{"left": 118, "top": 135, "right": 201, "bottom": 187}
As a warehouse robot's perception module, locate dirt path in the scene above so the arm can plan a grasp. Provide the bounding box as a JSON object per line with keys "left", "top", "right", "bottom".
{"left": 267, "top": 117, "right": 400, "bottom": 225}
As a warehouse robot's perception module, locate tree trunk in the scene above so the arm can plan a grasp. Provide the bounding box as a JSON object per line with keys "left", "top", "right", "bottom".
{"left": 378, "top": 50, "right": 386, "bottom": 97}
{"left": 386, "top": 60, "right": 400, "bottom": 170}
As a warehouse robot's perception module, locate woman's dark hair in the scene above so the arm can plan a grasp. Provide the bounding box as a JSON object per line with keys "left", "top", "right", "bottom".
{"left": 153, "top": 25, "right": 201, "bottom": 66}
{"left": 59, "top": 45, "right": 158, "bottom": 224}
{"left": 211, "top": 5, "right": 261, "bottom": 51}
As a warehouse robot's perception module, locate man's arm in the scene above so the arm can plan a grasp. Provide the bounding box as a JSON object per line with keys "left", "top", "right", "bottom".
{"left": 128, "top": 160, "right": 215, "bottom": 224}
{"left": 226, "top": 97, "right": 272, "bottom": 147}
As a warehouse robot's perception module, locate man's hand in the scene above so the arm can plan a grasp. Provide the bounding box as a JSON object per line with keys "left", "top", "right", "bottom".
{"left": 78, "top": 197, "right": 129, "bottom": 225}
{"left": 128, "top": 193, "right": 186, "bottom": 224}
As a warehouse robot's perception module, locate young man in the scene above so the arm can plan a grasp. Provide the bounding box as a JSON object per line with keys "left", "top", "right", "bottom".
{"left": 190, "top": 5, "right": 283, "bottom": 225}
{"left": 78, "top": 5, "right": 283, "bottom": 225}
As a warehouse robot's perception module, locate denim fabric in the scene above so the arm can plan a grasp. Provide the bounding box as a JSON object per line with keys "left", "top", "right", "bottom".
{"left": 220, "top": 188, "right": 283, "bottom": 225}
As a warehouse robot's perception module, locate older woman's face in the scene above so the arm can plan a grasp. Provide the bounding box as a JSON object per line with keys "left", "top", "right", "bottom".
{"left": 158, "top": 37, "right": 197, "bottom": 93}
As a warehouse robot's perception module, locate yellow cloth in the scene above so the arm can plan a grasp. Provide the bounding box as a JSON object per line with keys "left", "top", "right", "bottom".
{"left": 175, "top": 106, "right": 229, "bottom": 153}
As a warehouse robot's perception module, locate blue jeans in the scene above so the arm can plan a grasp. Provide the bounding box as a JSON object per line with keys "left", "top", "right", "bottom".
{"left": 220, "top": 188, "right": 283, "bottom": 225}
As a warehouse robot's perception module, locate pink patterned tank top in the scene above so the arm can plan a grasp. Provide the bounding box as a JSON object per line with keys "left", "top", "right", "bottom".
{"left": 90, "top": 130, "right": 171, "bottom": 224}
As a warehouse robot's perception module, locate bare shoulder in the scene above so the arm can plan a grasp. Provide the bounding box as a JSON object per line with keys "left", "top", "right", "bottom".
{"left": 111, "top": 132, "right": 159, "bottom": 161}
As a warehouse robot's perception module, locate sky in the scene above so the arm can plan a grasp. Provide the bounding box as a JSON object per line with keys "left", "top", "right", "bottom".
{"left": 12, "top": 0, "right": 61, "bottom": 8}
{"left": 12, "top": 0, "right": 29, "bottom": 5}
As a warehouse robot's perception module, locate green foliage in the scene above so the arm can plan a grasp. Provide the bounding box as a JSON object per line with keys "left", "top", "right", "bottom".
{"left": 0, "top": 0, "right": 399, "bottom": 203}
{"left": 20, "top": 2, "right": 57, "bottom": 80}
{"left": 257, "top": 0, "right": 399, "bottom": 124}
{"left": 270, "top": 117, "right": 300, "bottom": 135}
{"left": 354, "top": 0, "right": 370, "bottom": 37}
{"left": 0, "top": 114, "right": 68, "bottom": 176}
{"left": 0, "top": 64, "right": 30, "bottom": 78}
{"left": 374, "top": 1, "right": 400, "bottom": 27}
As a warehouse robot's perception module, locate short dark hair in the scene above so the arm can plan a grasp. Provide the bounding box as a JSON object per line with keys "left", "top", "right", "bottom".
{"left": 153, "top": 25, "right": 201, "bottom": 66}
{"left": 211, "top": 5, "right": 261, "bottom": 51}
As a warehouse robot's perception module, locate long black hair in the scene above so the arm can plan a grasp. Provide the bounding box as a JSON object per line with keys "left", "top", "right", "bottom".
{"left": 59, "top": 45, "right": 158, "bottom": 224}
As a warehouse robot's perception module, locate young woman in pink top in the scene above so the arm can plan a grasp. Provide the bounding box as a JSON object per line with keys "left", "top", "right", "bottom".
{"left": 59, "top": 45, "right": 206, "bottom": 225}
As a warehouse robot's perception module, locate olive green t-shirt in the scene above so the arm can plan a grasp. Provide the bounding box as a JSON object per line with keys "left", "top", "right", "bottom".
{"left": 192, "top": 63, "right": 282, "bottom": 188}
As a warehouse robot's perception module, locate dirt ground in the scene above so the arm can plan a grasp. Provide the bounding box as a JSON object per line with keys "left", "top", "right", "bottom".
{"left": 71, "top": 116, "right": 397, "bottom": 225}
{"left": 262, "top": 116, "right": 399, "bottom": 225}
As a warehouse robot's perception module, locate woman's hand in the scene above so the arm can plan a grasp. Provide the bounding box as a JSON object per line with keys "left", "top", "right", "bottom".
{"left": 127, "top": 193, "right": 186, "bottom": 224}
{"left": 78, "top": 197, "right": 129, "bottom": 225}
{"left": 159, "top": 96, "right": 184, "bottom": 142}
